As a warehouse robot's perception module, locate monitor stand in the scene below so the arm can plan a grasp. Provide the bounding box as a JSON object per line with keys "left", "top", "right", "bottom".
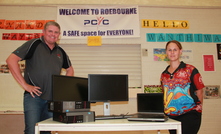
{"left": 103, "top": 102, "right": 110, "bottom": 116}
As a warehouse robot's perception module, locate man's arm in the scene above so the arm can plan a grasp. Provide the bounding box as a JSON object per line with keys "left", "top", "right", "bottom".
{"left": 6, "top": 53, "right": 41, "bottom": 97}
{"left": 65, "top": 66, "right": 74, "bottom": 76}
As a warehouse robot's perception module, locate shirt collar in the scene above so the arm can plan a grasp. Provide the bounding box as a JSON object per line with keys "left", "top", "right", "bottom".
{"left": 40, "top": 36, "right": 59, "bottom": 49}
{"left": 163, "top": 61, "right": 186, "bottom": 74}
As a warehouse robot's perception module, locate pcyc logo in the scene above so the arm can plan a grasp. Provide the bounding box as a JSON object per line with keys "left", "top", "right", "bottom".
{"left": 84, "top": 17, "right": 109, "bottom": 26}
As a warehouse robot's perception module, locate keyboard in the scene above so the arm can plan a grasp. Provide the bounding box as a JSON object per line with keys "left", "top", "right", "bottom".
{"left": 95, "top": 114, "right": 134, "bottom": 120}
{"left": 136, "top": 113, "right": 165, "bottom": 118}
{"left": 95, "top": 115, "right": 124, "bottom": 120}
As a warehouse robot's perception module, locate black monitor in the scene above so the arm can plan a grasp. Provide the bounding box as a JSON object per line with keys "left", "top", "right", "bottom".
{"left": 137, "top": 93, "right": 164, "bottom": 113}
{"left": 88, "top": 74, "right": 128, "bottom": 115}
{"left": 52, "top": 75, "right": 88, "bottom": 101}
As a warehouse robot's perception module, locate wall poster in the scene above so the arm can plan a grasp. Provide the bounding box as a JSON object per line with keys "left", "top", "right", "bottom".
{"left": 204, "top": 85, "right": 220, "bottom": 99}
{"left": 216, "top": 44, "right": 221, "bottom": 60}
{"left": 203, "top": 55, "right": 215, "bottom": 71}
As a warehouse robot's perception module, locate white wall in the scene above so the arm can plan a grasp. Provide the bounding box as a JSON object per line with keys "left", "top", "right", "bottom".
{"left": 1, "top": 0, "right": 221, "bottom": 7}
{"left": 1, "top": 5, "right": 221, "bottom": 134}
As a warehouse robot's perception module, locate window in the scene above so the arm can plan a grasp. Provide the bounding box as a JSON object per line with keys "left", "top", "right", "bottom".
{"left": 61, "top": 44, "right": 141, "bottom": 87}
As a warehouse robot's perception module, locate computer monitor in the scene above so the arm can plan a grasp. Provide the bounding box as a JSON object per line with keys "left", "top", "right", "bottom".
{"left": 88, "top": 74, "right": 128, "bottom": 115}
{"left": 52, "top": 75, "right": 88, "bottom": 101}
{"left": 137, "top": 93, "right": 164, "bottom": 113}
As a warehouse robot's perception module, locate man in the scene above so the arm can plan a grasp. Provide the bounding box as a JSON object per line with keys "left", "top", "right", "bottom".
{"left": 6, "top": 21, "right": 74, "bottom": 134}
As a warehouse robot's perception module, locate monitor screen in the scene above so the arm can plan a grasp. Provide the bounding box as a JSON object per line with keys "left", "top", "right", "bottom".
{"left": 137, "top": 93, "right": 164, "bottom": 113}
{"left": 52, "top": 75, "right": 88, "bottom": 101}
{"left": 88, "top": 74, "right": 128, "bottom": 102}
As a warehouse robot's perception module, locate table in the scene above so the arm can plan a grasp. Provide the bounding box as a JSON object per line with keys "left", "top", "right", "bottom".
{"left": 35, "top": 118, "right": 181, "bottom": 134}
{"left": 0, "top": 111, "right": 24, "bottom": 134}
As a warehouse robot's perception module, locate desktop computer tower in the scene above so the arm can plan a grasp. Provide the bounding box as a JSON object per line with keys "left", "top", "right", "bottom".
{"left": 48, "top": 101, "right": 90, "bottom": 113}
{"left": 53, "top": 111, "right": 95, "bottom": 123}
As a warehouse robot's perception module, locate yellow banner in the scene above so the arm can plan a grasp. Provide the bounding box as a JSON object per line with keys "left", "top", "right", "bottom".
{"left": 142, "top": 20, "right": 189, "bottom": 29}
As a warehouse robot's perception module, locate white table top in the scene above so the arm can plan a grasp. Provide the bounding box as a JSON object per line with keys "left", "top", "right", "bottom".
{"left": 36, "top": 118, "right": 181, "bottom": 132}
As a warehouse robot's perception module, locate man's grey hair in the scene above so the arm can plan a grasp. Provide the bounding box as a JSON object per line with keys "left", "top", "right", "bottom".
{"left": 44, "top": 21, "right": 60, "bottom": 31}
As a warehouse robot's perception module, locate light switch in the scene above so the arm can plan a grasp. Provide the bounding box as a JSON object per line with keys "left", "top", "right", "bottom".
{"left": 142, "top": 49, "right": 148, "bottom": 56}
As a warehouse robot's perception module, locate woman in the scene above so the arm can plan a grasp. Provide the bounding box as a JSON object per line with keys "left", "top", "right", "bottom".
{"left": 160, "top": 40, "right": 204, "bottom": 134}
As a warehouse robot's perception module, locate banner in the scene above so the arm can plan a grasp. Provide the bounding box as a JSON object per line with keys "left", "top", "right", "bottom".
{"left": 146, "top": 33, "right": 221, "bottom": 43}
{"left": 57, "top": 5, "right": 140, "bottom": 39}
